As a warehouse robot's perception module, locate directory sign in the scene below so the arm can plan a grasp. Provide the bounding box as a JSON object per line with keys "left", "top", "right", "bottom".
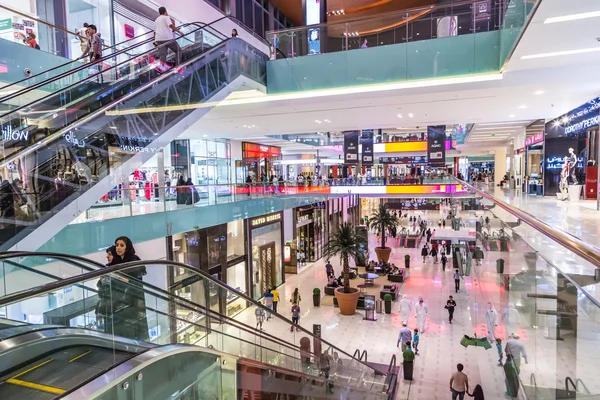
{"left": 344, "top": 131, "right": 359, "bottom": 164}
{"left": 360, "top": 130, "right": 374, "bottom": 165}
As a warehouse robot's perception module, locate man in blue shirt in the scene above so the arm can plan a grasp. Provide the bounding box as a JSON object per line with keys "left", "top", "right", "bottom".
{"left": 325, "top": 260, "right": 334, "bottom": 279}
{"left": 397, "top": 322, "right": 412, "bottom": 351}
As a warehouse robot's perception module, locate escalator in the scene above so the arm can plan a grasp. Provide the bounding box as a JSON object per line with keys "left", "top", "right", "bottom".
{"left": 0, "top": 18, "right": 268, "bottom": 251}
{"left": 0, "top": 252, "right": 396, "bottom": 399}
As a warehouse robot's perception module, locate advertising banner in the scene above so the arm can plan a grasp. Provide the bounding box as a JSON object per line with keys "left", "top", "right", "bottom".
{"left": 427, "top": 125, "right": 446, "bottom": 167}
{"left": 344, "top": 131, "right": 359, "bottom": 164}
{"left": 360, "top": 130, "right": 374, "bottom": 165}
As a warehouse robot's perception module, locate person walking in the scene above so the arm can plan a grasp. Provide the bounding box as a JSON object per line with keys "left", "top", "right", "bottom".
{"left": 454, "top": 269, "right": 461, "bottom": 293}
{"left": 415, "top": 298, "right": 428, "bottom": 334}
{"left": 154, "top": 6, "right": 183, "bottom": 66}
{"left": 430, "top": 246, "right": 438, "bottom": 263}
{"left": 271, "top": 286, "right": 279, "bottom": 312}
{"left": 397, "top": 322, "right": 412, "bottom": 351}
{"left": 255, "top": 306, "right": 266, "bottom": 330}
{"left": 325, "top": 260, "right": 334, "bottom": 279}
{"left": 441, "top": 253, "right": 448, "bottom": 271}
{"left": 421, "top": 245, "right": 429, "bottom": 263}
{"left": 446, "top": 295, "right": 456, "bottom": 324}
{"left": 290, "top": 303, "right": 301, "bottom": 332}
{"left": 449, "top": 363, "right": 469, "bottom": 400}
{"left": 413, "top": 328, "right": 420, "bottom": 355}
{"left": 77, "top": 22, "right": 90, "bottom": 58}
{"left": 485, "top": 303, "right": 498, "bottom": 342}
{"left": 504, "top": 354, "right": 520, "bottom": 397}
{"left": 505, "top": 334, "right": 527, "bottom": 373}
{"left": 399, "top": 294, "right": 412, "bottom": 324}
{"left": 264, "top": 289, "right": 274, "bottom": 321}
{"left": 290, "top": 288, "right": 301, "bottom": 305}
{"left": 402, "top": 341, "right": 415, "bottom": 380}
{"left": 468, "top": 384, "right": 485, "bottom": 400}
{"left": 495, "top": 338, "right": 503, "bottom": 366}
{"left": 426, "top": 228, "right": 432, "bottom": 243}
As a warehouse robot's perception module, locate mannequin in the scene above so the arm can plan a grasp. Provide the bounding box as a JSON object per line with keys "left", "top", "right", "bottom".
{"left": 567, "top": 147, "right": 578, "bottom": 184}
{"left": 485, "top": 302, "right": 498, "bottom": 342}
{"left": 559, "top": 156, "right": 569, "bottom": 200}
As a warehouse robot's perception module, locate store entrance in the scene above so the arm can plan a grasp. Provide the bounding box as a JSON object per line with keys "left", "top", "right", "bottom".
{"left": 259, "top": 242, "right": 276, "bottom": 295}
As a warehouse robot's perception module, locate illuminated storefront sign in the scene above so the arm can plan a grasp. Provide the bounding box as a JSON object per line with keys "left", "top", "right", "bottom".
{"left": 2, "top": 126, "right": 28, "bottom": 142}
{"left": 564, "top": 115, "right": 599, "bottom": 135}
{"left": 525, "top": 132, "right": 544, "bottom": 146}
{"left": 250, "top": 212, "right": 281, "bottom": 227}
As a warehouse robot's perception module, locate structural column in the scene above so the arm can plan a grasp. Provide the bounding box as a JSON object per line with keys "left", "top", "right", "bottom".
{"left": 494, "top": 148, "right": 508, "bottom": 186}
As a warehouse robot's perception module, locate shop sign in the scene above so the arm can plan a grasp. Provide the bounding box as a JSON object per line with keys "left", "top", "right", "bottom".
{"left": 514, "top": 148, "right": 525, "bottom": 155}
{"left": 427, "top": 125, "right": 446, "bottom": 167}
{"left": 0, "top": 19, "right": 11, "bottom": 31}
{"left": 2, "top": 125, "right": 28, "bottom": 142}
{"left": 297, "top": 214, "right": 310, "bottom": 224}
{"left": 120, "top": 144, "right": 161, "bottom": 153}
{"left": 565, "top": 115, "right": 599, "bottom": 135}
{"left": 525, "top": 132, "right": 544, "bottom": 147}
{"left": 250, "top": 212, "right": 281, "bottom": 227}
{"left": 124, "top": 24, "right": 134, "bottom": 38}
{"left": 64, "top": 131, "right": 85, "bottom": 148}
{"left": 546, "top": 156, "right": 584, "bottom": 170}
{"left": 378, "top": 156, "right": 427, "bottom": 164}
{"left": 284, "top": 245, "right": 291, "bottom": 262}
{"left": 343, "top": 131, "right": 359, "bottom": 164}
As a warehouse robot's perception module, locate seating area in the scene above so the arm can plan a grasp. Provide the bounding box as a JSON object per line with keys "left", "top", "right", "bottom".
{"left": 388, "top": 269, "right": 408, "bottom": 283}
{"left": 380, "top": 284, "right": 399, "bottom": 300}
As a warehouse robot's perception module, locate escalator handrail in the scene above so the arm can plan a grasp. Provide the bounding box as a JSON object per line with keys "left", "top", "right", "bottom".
{"left": 576, "top": 378, "right": 590, "bottom": 394}
{"left": 387, "top": 354, "right": 396, "bottom": 375}
{"left": 565, "top": 376, "right": 576, "bottom": 393}
{"left": 0, "top": 253, "right": 338, "bottom": 364}
{"left": 0, "top": 254, "right": 388, "bottom": 379}
{"left": 0, "top": 35, "right": 242, "bottom": 168}
{"left": 0, "top": 20, "right": 221, "bottom": 106}
{"left": 0, "top": 28, "right": 158, "bottom": 93}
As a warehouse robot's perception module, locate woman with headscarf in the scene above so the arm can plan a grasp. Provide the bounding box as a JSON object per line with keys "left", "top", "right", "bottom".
{"left": 110, "top": 236, "right": 149, "bottom": 341}
{"left": 176, "top": 176, "right": 186, "bottom": 204}
{"left": 95, "top": 246, "right": 119, "bottom": 330}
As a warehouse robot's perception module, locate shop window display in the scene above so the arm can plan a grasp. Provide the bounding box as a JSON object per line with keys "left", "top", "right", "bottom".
{"left": 250, "top": 221, "right": 283, "bottom": 300}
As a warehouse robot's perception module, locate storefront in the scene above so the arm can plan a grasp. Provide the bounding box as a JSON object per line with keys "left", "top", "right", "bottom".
{"left": 245, "top": 212, "right": 284, "bottom": 301}
{"left": 190, "top": 139, "right": 231, "bottom": 186}
{"left": 242, "top": 142, "right": 282, "bottom": 182}
{"left": 291, "top": 203, "right": 326, "bottom": 266}
{"left": 167, "top": 220, "right": 248, "bottom": 344}
{"left": 543, "top": 97, "right": 600, "bottom": 198}
{"left": 522, "top": 132, "right": 544, "bottom": 195}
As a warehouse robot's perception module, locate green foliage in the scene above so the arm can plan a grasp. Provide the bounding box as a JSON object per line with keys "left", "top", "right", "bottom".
{"left": 367, "top": 204, "right": 399, "bottom": 249}
{"left": 405, "top": 254, "right": 410, "bottom": 259}
{"left": 313, "top": 288, "right": 321, "bottom": 295}
{"left": 323, "top": 222, "right": 367, "bottom": 293}
{"left": 384, "top": 294, "right": 393, "bottom": 302}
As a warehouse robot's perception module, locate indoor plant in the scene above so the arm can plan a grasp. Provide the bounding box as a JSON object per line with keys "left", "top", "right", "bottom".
{"left": 313, "top": 288, "right": 321, "bottom": 307}
{"left": 384, "top": 293, "right": 393, "bottom": 314}
{"left": 404, "top": 254, "right": 410, "bottom": 269}
{"left": 368, "top": 204, "right": 399, "bottom": 263}
{"left": 323, "top": 222, "right": 367, "bottom": 316}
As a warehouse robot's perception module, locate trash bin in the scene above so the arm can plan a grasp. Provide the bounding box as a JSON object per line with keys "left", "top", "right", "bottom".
{"left": 376, "top": 299, "right": 383, "bottom": 314}
{"left": 496, "top": 259, "right": 505, "bottom": 273}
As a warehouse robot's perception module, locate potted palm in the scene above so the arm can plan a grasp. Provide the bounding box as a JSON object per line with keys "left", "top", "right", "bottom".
{"left": 368, "top": 204, "right": 399, "bottom": 263}
{"left": 384, "top": 294, "right": 393, "bottom": 314}
{"left": 323, "top": 222, "right": 367, "bottom": 316}
{"left": 313, "top": 288, "right": 321, "bottom": 307}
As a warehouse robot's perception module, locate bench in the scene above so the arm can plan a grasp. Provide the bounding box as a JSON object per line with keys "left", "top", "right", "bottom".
{"left": 380, "top": 284, "right": 399, "bottom": 300}
{"left": 324, "top": 286, "right": 336, "bottom": 296}
{"left": 388, "top": 270, "right": 407, "bottom": 283}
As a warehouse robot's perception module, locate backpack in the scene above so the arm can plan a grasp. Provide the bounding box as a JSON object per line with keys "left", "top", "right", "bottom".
{"left": 35, "top": 44, "right": 40, "bottom": 50}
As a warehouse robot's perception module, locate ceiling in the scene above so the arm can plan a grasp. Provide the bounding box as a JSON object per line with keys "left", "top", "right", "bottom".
{"left": 183, "top": 0, "right": 600, "bottom": 157}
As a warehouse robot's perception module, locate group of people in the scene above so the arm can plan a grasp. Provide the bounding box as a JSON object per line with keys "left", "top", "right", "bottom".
{"left": 420, "top": 242, "right": 449, "bottom": 269}
{"left": 255, "top": 287, "right": 302, "bottom": 333}
{"left": 76, "top": 22, "right": 103, "bottom": 63}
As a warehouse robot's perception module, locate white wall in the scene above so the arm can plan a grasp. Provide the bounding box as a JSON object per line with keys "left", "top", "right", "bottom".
{"left": 145, "top": 0, "right": 269, "bottom": 55}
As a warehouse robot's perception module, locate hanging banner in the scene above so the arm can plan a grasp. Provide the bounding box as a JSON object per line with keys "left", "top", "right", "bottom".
{"left": 344, "top": 131, "right": 359, "bottom": 164}
{"left": 360, "top": 130, "right": 374, "bottom": 165}
{"left": 427, "top": 125, "right": 446, "bottom": 167}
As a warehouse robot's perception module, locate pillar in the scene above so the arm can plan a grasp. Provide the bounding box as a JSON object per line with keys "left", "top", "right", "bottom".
{"left": 494, "top": 148, "right": 508, "bottom": 185}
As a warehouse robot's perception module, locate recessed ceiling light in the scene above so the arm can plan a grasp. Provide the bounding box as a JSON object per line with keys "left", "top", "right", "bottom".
{"left": 315, "top": 120, "right": 322, "bottom": 124}
{"left": 544, "top": 11, "right": 600, "bottom": 24}
{"left": 203, "top": 134, "right": 208, "bottom": 137}
{"left": 408, "top": 113, "right": 414, "bottom": 118}
{"left": 522, "top": 47, "right": 600, "bottom": 60}
{"left": 518, "top": 105, "right": 527, "bottom": 109}
{"left": 534, "top": 90, "right": 544, "bottom": 95}
{"left": 508, "top": 114, "right": 516, "bottom": 118}
{"left": 397, "top": 114, "right": 403, "bottom": 119}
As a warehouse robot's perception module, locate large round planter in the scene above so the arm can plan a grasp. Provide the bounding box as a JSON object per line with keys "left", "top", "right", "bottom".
{"left": 375, "top": 247, "right": 392, "bottom": 263}
{"left": 334, "top": 287, "right": 361, "bottom": 316}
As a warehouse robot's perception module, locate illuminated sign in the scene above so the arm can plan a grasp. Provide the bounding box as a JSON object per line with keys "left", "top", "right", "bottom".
{"left": 564, "top": 115, "right": 599, "bottom": 135}
{"left": 120, "top": 145, "right": 161, "bottom": 153}
{"left": 378, "top": 156, "right": 428, "bottom": 164}
{"left": 124, "top": 24, "right": 134, "bottom": 38}
{"left": 2, "top": 126, "right": 28, "bottom": 142}
{"left": 525, "top": 132, "right": 544, "bottom": 146}
{"left": 251, "top": 213, "right": 281, "bottom": 227}
{"left": 64, "top": 131, "right": 85, "bottom": 148}
{"left": 546, "top": 156, "right": 584, "bottom": 170}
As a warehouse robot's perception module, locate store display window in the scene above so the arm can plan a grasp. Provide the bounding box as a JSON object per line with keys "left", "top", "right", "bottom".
{"left": 242, "top": 142, "right": 282, "bottom": 181}
{"left": 247, "top": 212, "right": 283, "bottom": 300}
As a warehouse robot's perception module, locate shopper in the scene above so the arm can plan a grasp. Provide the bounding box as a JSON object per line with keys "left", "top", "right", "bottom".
{"left": 77, "top": 22, "right": 90, "bottom": 58}
{"left": 446, "top": 295, "right": 456, "bottom": 324}
{"left": 88, "top": 24, "right": 102, "bottom": 63}
{"left": 450, "top": 363, "right": 469, "bottom": 400}
{"left": 399, "top": 294, "right": 412, "bottom": 324}
{"left": 264, "top": 289, "right": 274, "bottom": 320}
{"left": 505, "top": 334, "right": 527, "bottom": 373}
{"left": 496, "top": 338, "right": 503, "bottom": 366}
{"left": 441, "top": 253, "right": 448, "bottom": 271}
{"left": 397, "top": 322, "right": 412, "bottom": 351}
{"left": 361, "top": 38, "right": 368, "bottom": 48}
{"left": 154, "top": 6, "right": 183, "bottom": 65}
{"left": 271, "top": 286, "right": 279, "bottom": 312}
{"left": 255, "top": 306, "right": 266, "bottom": 330}
{"left": 23, "top": 32, "right": 38, "bottom": 49}
{"left": 413, "top": 328, "right": 420, "bottom": 355}
{"left": 430, "top": 246, "right": 438, "bottom": 263}
{"left": 504, "top": 354, "right": 520, "bottom": 397}
{"left": 290, "top": 303, "right": 301, "bottom": 332}
{"left": 414, "top": 298, "right": 428, "bottom": 334}
{"left": 468, "top": 384, "right": 485, "bottom": 400}
{"left": 421, "top": 245, "right": 429, "bottom": 263}
{"left": 290, "top": 288, "right": 301, "bottom": 305}
{"left": 231, "top": 28, "right": 238, "bottom": 37}
{"left": 454, "top": 269, "right": 461, "bottom": 293}
{"left": 325, "top": 260, "right": 334, "bottom": 279}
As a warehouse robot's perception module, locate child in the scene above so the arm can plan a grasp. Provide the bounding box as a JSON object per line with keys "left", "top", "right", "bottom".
{"left": 413, "top": 328, "right": 420, "bottom": 355}
{"left": 255, "top": 306, "right": 265, "bottom": 330}
{"left": 496, "top": 338, "right": 503, "bottom": 366}
{"left": 290, "top": 304, "right": 301, "bottom": 332}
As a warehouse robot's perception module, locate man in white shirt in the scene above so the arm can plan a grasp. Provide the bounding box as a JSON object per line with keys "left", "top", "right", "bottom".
{"left": 505, "top": 334, "right": 528, "bottom": 372}
{"left": 154, "top": 7, "right": 183, "bottom": 65}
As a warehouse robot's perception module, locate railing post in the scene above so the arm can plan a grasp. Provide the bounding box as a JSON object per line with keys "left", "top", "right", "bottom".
{"left": 345, "top": 23, "right": 349, "bottom": 50}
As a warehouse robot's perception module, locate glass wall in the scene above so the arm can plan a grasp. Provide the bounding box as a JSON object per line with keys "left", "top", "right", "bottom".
{"left": 190, "top": 139, "right": 231, "bottom": 186}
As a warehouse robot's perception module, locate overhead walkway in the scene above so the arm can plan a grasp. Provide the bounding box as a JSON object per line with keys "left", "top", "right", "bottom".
{"left": 0, "top": 18, "right": 269, "bottom": 252}
{"left": 265, "top": 0, "right": 539, "bottom": 93}
{"left": 0, "top": 252, "right": 397, "bottom": 399}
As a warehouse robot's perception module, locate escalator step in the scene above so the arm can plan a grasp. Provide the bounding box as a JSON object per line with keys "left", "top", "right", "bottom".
{"left": 0, "top": 380, "right": 56, "bottom": 399}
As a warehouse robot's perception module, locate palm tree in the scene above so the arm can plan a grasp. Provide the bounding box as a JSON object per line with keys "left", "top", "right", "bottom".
{"left": 368, "top": 203, "right": 399, "bottom": 250}
{"left": 323, "top": 222, "right": 367, "bottom": 293}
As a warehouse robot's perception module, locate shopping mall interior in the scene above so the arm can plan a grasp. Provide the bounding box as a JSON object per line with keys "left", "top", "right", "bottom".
{"left": 0, "top": 0, "right": 599, "bottom": 398}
